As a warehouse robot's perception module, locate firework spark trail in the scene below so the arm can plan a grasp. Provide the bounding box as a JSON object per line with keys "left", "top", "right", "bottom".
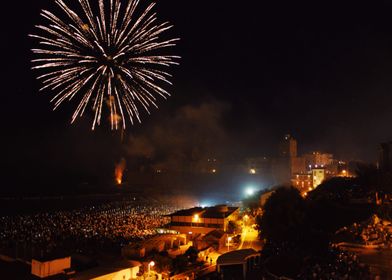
{"left": 30, "top": 0, "right": 179, "bottom": 130}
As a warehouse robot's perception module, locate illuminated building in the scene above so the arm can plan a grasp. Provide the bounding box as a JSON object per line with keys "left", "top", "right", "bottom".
{"left": 31, "top": 257, "right": 71, "bottom": 278}
{"left": 194, "top": 229, "right": 228, "bottom": 251}
{"left": 292, "top": 166, "right": 327, "bottom": 194}
{"left": 291, "top": 173, "right": 313, "bottom": 194}
{"left": 121, "top": 235, "right": 187, "bottom": 259}
{"left": 312, "top": 167, "right": 326, "bottom": 188}
{"left": 168, "top": 205, "right": 239, "bottom": 235}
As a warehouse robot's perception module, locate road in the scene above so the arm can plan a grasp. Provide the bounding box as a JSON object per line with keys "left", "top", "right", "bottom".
{"left": 238, "top": 225, "right": 262, "bottom": 251}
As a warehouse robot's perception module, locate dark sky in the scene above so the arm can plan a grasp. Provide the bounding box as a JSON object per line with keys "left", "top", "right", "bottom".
{"left": 2, "top": 0, "right": 392, "bottom": 190}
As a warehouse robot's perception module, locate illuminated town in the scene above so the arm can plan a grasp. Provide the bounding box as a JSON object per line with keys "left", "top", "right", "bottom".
{"left": 2, "top": 0, "right": 392, "bottom": 279}
{"left": 1, "top": 136, "right": 392, "bottom": 279}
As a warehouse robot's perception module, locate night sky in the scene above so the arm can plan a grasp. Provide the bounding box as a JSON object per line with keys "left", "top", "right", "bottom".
{"left": 2, "top": 0, "right": 392, "bottom": 191}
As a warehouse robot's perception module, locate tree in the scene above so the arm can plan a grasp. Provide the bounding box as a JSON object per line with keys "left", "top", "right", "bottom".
{"left": 172, "top": 255, "right": 188, "bottom": 273}
{"left": 151, "top": 252, "right": 173, "bottom": 274}
{"left": 258, "top": 187, "right": 329, "bottom": 255}
{"left": 185, "top": 246, "right": 199, "bottom": 264}
{"left": 307, "top": 176, "right": 374, "bottom": 233}
{"left": 227, "top": 220, "right": 240, "bottom": 234}
{"left": 259, "top": 187, "right": 307, "bottom": 244}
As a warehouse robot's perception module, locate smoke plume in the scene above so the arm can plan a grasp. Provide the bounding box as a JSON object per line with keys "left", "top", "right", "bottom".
{"left": 126, "top": 101, "right": 230, "bottom": 173}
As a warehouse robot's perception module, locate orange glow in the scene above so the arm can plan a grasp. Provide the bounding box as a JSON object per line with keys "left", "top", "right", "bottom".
{"left": 193, "top": 214, "right": 200, "bottom": 222}
{"left": 115, "top": 158, "right": 126, "bottom": 185}
{"left": 339, "top": 169, "right": 351, "bottom": 177}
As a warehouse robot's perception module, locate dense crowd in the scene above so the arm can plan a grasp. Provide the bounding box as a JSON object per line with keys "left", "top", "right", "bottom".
{"left": 0, "top": 200, "right": 178, "bottom": 259}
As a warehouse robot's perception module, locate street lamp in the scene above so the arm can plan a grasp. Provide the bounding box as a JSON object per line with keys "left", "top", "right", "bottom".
{"left": 192, "top": 214, "right": 200, "bottom": 228}
{"left": 245, "top": 187, "right": 255, "bottom": 197}
{"left": 148, "top": 261, "right": 155, "bottom": 276}
{"left": 243, "top": 214, "right": 249, "bottom": 226}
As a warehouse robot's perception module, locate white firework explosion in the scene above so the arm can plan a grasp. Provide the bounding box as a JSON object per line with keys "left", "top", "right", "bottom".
{"left": 30, "top": 0, "right": 179, "bottom": 130}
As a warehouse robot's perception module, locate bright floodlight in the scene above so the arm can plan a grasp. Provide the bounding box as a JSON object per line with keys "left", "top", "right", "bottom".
{"left": 245, "top": 187, "right": 255, "bottom": 196}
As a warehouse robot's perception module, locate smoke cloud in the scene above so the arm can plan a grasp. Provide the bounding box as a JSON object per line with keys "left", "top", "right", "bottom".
{"left": 126, "top": 101, "right": 230, "bottom": 173}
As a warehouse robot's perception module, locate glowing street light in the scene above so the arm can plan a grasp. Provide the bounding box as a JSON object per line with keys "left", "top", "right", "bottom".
{"left": 243, "top": 214, "right": 249, "bottom": 226}
{"left": 148, "top": 261, "right": 155, "bottom": 276}
{"left": 245, "top": 187, "right": 255, "bottom": 196}
{"left": 249, "top": 168, "right": 256, "bottom": 175}
{"left": 227, "top": 236, "right": 232, "bottom": 251}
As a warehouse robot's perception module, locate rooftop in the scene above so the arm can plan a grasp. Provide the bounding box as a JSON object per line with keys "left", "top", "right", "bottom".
{"left": 33, "top": 255, "right": 70, "bottom": 263}
{"left": 74, "top": 260, "right": 141, "bottom": 280}
{"left": 217, "top": 249, "right": 259, "bottom": 265}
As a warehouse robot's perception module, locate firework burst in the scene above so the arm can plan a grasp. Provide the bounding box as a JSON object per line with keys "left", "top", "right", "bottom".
{"left": 30, "top": 0, "right": 179, "bottom": 130}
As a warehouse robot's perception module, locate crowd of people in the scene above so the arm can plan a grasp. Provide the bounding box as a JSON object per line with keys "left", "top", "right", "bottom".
{"left": 0, "top": 199, "right": 178, "bottom": 259}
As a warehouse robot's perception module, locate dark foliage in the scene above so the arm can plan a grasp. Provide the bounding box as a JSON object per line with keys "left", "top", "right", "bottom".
{"left": 172, "top": 255, "right": 188, "bottom": 274}
{"left": 185, "top": 246, "right": 199, "bottom": 264}
{"left": 259, "top": 187, "right": 329, "bottom": 255}
{"left": 259, "top": 181, "right": 375, "bottom": 257}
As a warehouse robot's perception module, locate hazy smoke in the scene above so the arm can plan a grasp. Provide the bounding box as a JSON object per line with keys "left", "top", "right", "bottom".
{"left": 126, "top": 101, "right": 230, "bottom": 173}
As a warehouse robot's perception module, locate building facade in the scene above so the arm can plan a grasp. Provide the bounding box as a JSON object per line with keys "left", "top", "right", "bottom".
{"left": 168, "top": 205, "right": 239, "bottom": 236}
{"left": 291, "top": 174, "right": 313, "bottom": 194}
{"left": 312, "top": 167, "right": 326, "bottom": 188}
